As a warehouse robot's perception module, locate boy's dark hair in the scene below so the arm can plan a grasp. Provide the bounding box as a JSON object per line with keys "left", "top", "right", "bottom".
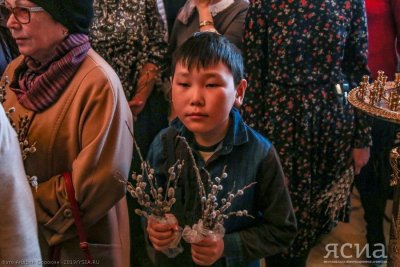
{"left": 171, "top": 32, "right": 244, "bottom": 86}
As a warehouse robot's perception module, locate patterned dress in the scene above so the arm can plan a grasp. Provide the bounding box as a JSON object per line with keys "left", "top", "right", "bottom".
{"left": 90, "top": 2, "right": 169, "bottom": 266}
{"left": 90, "top": 0, "right": 167, "bottom": 100}
{"left": 90, "top": 0, "right": 169, "bottom": 160}
{"left": 242, "top": 0, "right": 372, "bottom": 257}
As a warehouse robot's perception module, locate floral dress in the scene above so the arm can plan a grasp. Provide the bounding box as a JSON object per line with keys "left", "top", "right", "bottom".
{"left": 90, "top": 2, "right": 169, "bottom": 266}
{"left": 90, "top": 0, "right": 167, "bottom": 100}
{"left": 90, "top": 0, "right": 169, "bottom": 160}
{"left": 242, "top": 0, "right": 372, "bottom": 257}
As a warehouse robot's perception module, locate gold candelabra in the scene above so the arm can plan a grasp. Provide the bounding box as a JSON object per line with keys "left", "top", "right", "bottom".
{"left": 348, "top": 71, "right": 400, "bottom": 266}
{"left": 348, "top": 71, "right": 400, "bottom": 124}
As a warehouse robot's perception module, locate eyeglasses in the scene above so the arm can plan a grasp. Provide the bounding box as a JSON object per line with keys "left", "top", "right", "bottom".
{"left": 0, "top": 5, "right": 44, "bottom": 24}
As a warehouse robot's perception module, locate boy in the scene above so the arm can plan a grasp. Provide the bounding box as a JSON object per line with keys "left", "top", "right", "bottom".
{"left": 145, "top": 32, "right": 297, "bottom": 266}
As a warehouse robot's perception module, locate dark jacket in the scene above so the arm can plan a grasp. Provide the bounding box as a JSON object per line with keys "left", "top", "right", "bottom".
{"left": 147, "top": 108, "right": 297, "bottom": 267}
{"left": 0, "top": 26, "right": 18, "bottom": 76}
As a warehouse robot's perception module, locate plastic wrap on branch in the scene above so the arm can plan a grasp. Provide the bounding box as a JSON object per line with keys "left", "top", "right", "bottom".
{"left": 183, "top": 219, "right": 225, "bottom": 243}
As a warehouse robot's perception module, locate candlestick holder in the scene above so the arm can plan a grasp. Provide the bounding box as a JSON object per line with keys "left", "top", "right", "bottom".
{"left": 348, "top": 71, "right": 400, "bottom": 266}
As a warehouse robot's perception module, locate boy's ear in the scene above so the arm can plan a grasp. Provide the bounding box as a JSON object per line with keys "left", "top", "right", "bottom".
{"left": 234, "top": 79, "right": 247, "bottom": 108}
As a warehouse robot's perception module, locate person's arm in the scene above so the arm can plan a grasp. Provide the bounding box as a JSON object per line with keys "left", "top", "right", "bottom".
{"left": 0, "top": 106, "right": 41, "bottom": 262}
{"left": 195, "top": 0, "right": 216, "bottom": 32}
{"left": 223, "top": 146, "right": 297, "bottom": 265}
{"left": 129, "top": 62, "right": 160, "bottom": 120}
{"left": 129, "top": 0, "right": 168, "bottom": 118}
{"left": 342, "top": 0, "right": 370, "bottom": 87}
{"left": 217, "top": 2, "right": 248, "bottom": 49}
{"left": 195, "top": 0, "right": 248, "bottom": 48}
{"left": 241, "top": 0, "right": 269, "bottom": 130}
{"left": 33, "top": 67, "right": 134, "bottom": 245}
{"left": 341, "top": 0, "right": 371, "bottom": 172}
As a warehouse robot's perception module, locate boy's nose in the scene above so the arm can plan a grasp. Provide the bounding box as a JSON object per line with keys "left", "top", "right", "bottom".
{"left": 190, "top": 87, "right": 205, "bottom": 106}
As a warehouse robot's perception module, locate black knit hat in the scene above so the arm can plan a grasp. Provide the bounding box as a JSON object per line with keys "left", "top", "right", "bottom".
{"left": 30, "top": 0, "right": 93, "bottom": 34}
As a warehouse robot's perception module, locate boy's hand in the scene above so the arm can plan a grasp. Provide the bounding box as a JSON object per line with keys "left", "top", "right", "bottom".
{"left": 191, "top": 236, "right": 224, "bottom": 266}
{"left": 146, "top": 214, "right": 180, "bottom": 251}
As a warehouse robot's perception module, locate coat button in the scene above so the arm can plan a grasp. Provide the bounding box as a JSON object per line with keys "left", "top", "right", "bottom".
{"left": 64, "top": 208, "right": 72, "bottom": 218}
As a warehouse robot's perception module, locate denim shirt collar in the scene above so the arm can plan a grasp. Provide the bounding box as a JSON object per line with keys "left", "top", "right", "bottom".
{"left": 170, "top": 108, "right": 248, "bottom": 155}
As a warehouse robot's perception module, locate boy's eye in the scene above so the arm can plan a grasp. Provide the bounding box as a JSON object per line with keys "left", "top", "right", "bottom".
{"left": 205, "top": 83, "right": 220, "bottom": 88}
{"left": 177, "top": 82, "right": 190, "bottom": 88}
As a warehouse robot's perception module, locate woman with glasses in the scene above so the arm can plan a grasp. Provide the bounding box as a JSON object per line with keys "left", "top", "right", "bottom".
{"left": 1, "top": 0, "right": 133, "bottom": 266}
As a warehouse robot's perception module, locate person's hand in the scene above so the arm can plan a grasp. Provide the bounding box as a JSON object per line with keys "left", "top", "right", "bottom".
{"left": 352, "top": 147, "right": 370, "bottom": 174}
{"left": 146, "top": 214, "right": 180, "bottom": 251}
{"left": 128, "top": 95, "right": 146, "bottom": 122}
{"left": 191, "top": 236, "right": 224, "bottom": 266}
{"left": 194, "top": 0, "right": 212, "bottom": 9}
{"left": 129, "top": 63, "right": 158, "bottom": 120}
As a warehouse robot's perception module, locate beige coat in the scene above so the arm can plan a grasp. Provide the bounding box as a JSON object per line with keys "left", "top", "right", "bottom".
{"left": 0, "top": 105, "right": 42, "bottom": 266}
{"left": 1, "top": 49, "right": 133, "bottom": 267}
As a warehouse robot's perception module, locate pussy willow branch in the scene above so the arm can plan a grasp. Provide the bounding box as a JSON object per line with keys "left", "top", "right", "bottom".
{"left": 176, "top": 135, "right": 256, "bottom": 229}
{"left": 122, "top": 122, "right": 183, "bottom": 218}
{"left": 125, "top": 121, "right": 159, "bottom": 191}
{"left": 219, "top": 181, "right": 257, "bottom": 214}
{"left": 176, "top": 135, "right": 206, "bottom": 212}
{"left": 125, "top": 121, "right": 144, "bottom": 163}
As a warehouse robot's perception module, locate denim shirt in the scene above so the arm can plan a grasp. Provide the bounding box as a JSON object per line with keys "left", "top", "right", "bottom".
{"left": 147, "top": 108, "right": 297, "bottom": 267}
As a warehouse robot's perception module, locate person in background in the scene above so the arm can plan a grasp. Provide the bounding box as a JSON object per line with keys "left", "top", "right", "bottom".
{"left": 2, "top": 0, "right": 133, "bottom": 266}
{"left": 90, "top": 1, "right": 169, "bottom": 266}
{"left": 169, "top": 0, "right": 249, "bottom": 52}
{"left": 355, "top": 0, "right": 400, "bottom": 264}
{"left": 0, "top": 104, "right": 42, "bottom": 266}
{"left": 0, "top": 1, "right": 18, "bottom": 75}
{"left": 156, "top": 0, "right": 186, "bottom": 41}
{"left": 242, "top": 0, "right": 371, "bottom": 265}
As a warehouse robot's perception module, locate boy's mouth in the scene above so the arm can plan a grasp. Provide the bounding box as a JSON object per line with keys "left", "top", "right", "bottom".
{"left": 186, "top": 112, "right": 207, "bottom": 117}
{"left": 186, "top": 112, "right": 208, "bottom": 118}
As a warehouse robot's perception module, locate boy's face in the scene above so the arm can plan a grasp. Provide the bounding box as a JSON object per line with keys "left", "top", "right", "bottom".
{"left": 172, "top": 61, "right": 246, "bottom": 146}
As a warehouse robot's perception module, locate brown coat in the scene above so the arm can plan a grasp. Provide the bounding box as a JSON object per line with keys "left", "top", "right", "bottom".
{"left": 1, "top": 49, "right": 133, "bottom": 267}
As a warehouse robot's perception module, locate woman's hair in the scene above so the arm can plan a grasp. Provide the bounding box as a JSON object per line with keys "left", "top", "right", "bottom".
{"left": 171, "top": 32, "right": 244, "bottom": 86}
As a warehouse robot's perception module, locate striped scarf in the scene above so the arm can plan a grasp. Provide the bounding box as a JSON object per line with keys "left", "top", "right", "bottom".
{"left": 10, "top": 34, "right": 90, "bottom": 112}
